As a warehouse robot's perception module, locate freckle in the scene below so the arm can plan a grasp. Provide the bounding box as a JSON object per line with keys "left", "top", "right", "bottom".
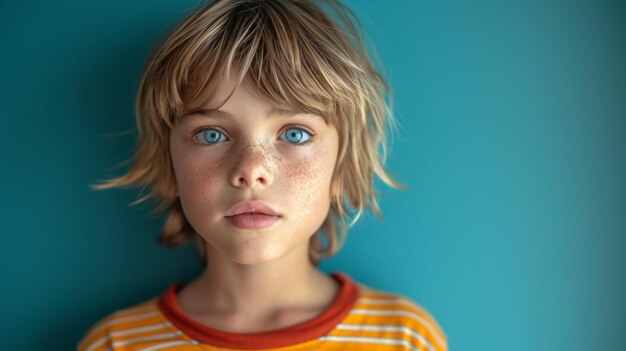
{"left": 185, "top": 160, "right": 214, "bottom": 182}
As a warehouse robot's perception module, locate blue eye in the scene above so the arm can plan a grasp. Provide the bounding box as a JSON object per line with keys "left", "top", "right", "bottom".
{"left": 280, "top": 127, "right": 311, "bottom": 145}
{"left": 192, "top": 125, "right": 313, "bottom": 146}
{"left": 194, "top": 128, "right": 228, "bottom": 145}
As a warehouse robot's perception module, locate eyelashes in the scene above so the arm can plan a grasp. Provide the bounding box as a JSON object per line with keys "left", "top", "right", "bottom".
{"left": 191, "top": 124, "right": 316, "bottom": 147}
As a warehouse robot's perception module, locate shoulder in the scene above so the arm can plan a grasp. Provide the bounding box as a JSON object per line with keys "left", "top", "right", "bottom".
{"left": 76, "top": 297, "right": 164, "bottom": 351}
{"left": 351, "top": 281, "right": 448, "bottom": 351}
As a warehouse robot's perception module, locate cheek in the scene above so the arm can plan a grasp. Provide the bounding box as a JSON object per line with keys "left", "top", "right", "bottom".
{"left": 173, "top": 151, "right": 227, "bottom": 208}
{"left": 281, "top": 148, "right": 335, "bottom": 221}
{"left": 183, "top": 162, "right": 216, "bottom": 191}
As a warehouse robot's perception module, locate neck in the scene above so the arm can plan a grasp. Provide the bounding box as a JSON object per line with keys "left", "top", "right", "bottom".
{"left": 179, "top": 241, "right": 339, "bottom": 322}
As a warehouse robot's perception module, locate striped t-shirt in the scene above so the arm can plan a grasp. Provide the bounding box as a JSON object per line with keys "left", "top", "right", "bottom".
{"left": 77, "top": 272, "right": 447, "bottom": 351}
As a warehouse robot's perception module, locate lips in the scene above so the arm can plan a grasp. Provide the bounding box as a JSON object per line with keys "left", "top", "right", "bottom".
{"left": 225, "top": 200, "right": 281, "bottom": 230}
{"left": 225, "top": 200, "right": 280, "bottom": 217}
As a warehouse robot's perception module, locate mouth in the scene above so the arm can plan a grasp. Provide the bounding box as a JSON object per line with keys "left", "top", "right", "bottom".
{"left": 226, "top": 212, "right": 281, "bottom": 217}
{"left": 225, "top": 200, "right": 281, "bottom": 217}
{"left": 225, "top": 212, "right": 282, "bottom": 229}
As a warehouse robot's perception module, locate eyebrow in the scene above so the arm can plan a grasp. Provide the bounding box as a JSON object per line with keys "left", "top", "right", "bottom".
{"left": 181, "top": 108, "right": 325, "bottom": 123}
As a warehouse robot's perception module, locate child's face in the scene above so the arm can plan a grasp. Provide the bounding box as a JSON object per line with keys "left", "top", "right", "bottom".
{"left": 169, "top": 73, "right": 339, "bottom": 265}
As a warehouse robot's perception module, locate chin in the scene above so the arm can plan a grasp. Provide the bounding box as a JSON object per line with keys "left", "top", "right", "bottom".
{"left": 219, "top": 243, "right": 286, "bottom": 266}
{"left": 226, "top": 252, "right": 283, "bottom": 266}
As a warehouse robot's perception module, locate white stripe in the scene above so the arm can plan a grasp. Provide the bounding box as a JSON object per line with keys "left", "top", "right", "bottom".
{"left": 85, "top": 316, "right": 173, "bottom": 351}
{"left": 109, "top": 322, "right": 171, "bottom": 337}
{"left": 138, "top": 340, "right": 199, "bottom": 351}
{"left": 85, "top": 335, "right": 110, "bottom": 351}
{"left": 81, "top": 305, "right": 161, "bottom": 351}
{"left": 319, "top": 335, "right": 418, "bottom": 351}
{"left": 89, "top": 310, "right": 161, "bottom": 335}
{"left": 357, "top": 296, "right": 447, "bottom": 334}
{"left": 112, "top": 330, "right": 185, "bottom": 347}
{"left": 357, "top": 296, "right": 440, "bottom": 326}
{"left": 356, "top": 283, "right": 446, "bottom": 346}
{"left": 335, "top": 323, "right": 435, "bottom": 351}
{"left": 349, "top": 308, "right": 446, "bottom": 348}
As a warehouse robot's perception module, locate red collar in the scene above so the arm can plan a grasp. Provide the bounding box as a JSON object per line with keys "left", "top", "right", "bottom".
{"left": 157, "top": 272, "right": 359, "bottom": 349}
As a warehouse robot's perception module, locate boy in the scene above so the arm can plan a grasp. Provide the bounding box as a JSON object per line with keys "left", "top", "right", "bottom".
{"left": 79, "top": 0, "right": 447, "bottom": 350}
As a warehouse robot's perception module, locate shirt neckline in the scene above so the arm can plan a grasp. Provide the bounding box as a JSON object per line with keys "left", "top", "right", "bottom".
{"left": 156, "top": 271, "right": 359, "bottom": 349}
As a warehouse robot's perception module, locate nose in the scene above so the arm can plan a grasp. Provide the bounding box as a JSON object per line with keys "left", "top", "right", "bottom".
{"left": 229, "top": 144, "right": 275, "bottom": 188}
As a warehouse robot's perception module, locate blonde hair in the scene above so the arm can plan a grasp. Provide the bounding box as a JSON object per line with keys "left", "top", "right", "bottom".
{"left": 91, "top": 0, "right": 407, "bottom": 267}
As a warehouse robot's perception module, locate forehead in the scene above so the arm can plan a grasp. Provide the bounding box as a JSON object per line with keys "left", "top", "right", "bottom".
{"left": 181, "top": 74, "right": 330, "bottom": 124}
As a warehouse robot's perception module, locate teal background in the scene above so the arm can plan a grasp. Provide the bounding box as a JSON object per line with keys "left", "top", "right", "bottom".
{"left": 1, "top": 0, "right": 624, "bottom": 350}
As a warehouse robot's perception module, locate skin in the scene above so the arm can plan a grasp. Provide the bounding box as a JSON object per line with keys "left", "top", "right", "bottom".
{"left": 168, "top": 72, "right": 341, "bottom": 333}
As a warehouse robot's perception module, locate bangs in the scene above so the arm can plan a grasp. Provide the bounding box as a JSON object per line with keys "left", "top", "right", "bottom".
{"left": 152, "top": 0, "right": 367, "bottom": 129}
